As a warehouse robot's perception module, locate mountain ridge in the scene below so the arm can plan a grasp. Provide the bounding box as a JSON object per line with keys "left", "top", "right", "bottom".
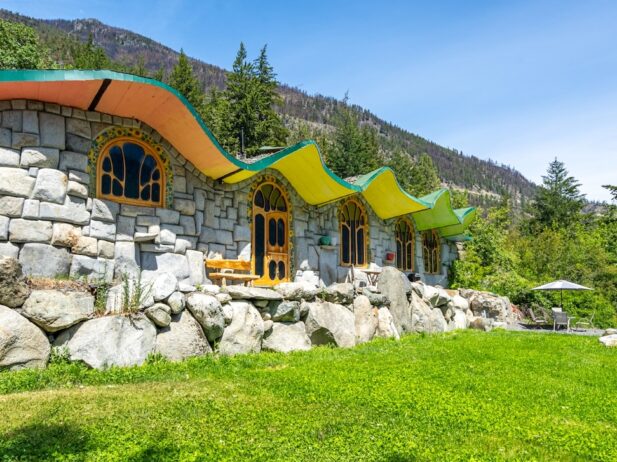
{"left": 0, "top": 9, "right": 537, "bottom": 206}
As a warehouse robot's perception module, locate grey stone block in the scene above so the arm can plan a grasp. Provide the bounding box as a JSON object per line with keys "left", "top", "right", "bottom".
{"left": 120, "top": 204, "right": 155, "bottom": 217}
{"left": 20, "top": 147, "right": 59, "bottom": 168}
{"left": 69, "top": 170, "right": 89, "bottom": 185}
{"left": 32, "top": 169, "right": 68, "bottom": 204}
{"left": 72, "top": 236, "right": 98, "bottom": 257}
{"left": 156, "top": 208, "right": 180, "bottom": 224}
{"left": 141, "top": 243, "right": 175, "bottom": 253}
{"left": 91, "top": 199, "right": 119, "bottom": 222}
{"left": 186, "top": 250, "right": 205, "bottom": 285}
{"left": 0, "top": 147, "right": 20, "bottom": 167}
{"left": 0, "top": 216, "right": 8, "bottom": 240}
{"left": 59, "top": 151, "right": 88, "bottom": 172}
{"left": 89, "top": 219, "right": 116, "bottom": 241}
{"left": 12, "top": 132, "right": 40, "bottom": 149}
{"left": 39, "top": 201, "right": 90, "bottom": 225}
{"left": 141, "top": 252, "right": 190, "bottom": 281}
{"left": 9, "top": 218, "right": 52, "bottom": 243}
{"left": 114, "top": 241, "right": 140, "bottom": 280}
{"left": 116, "top": 215, "right": 136, "bottom": 241}
{"left": 0, "top": 128, "right": 11, "bottom": 148}
{"left": 39, "top": 112, "right": 65, "bottom": 149}
{"left": 22, "top": 199, "right": 39, "bottom": 219}
{"left": 67, "top": 180, "right": 88, "bottom": 199}
{"left": 1, "top": 111, "right": 22, "bottom": 131}
{"left": 0, "top": 241, "right": 19, "bottom": 258}
{"left": 51, "top": 222, "right": 81, "bottom": 247}
{"left": 136, "top": 215, "right": 160, "bottom": 227}
{"left": 66, "top": 133, "right": 91, "bottom": 153}
{"left": 22, "top": 111, "right": 39, "bottom": 134}
{"left": 174, "top": 236, "right": 197, "bottom": 254}
{"left": 179, "top": 215, "right": 196, "bottom": 236}
{"left": 70, "top": 255, "right": 113, "bottom": 283}
{"left": 0, "top": 196, "right": 24, "bottom": 217}
{"left": 219, "top": 218, "right": 235, "bottom": 231}
{"left": 19, "top": 243, "right": 71, "bottom": 278}
{"left": 174, "top": 199, "right": 195, "bottom": 215}
{"left": 66, "top": 118, "right": 91, "bottom": 138}
{"left": 233, "top": 225, "right": 251, "bottom": 242}
{"left": 98, "top": 240, "right": 115, "bottom": 259}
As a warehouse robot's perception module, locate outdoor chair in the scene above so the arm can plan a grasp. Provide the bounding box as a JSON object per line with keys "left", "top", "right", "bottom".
{"left": 574, "top": 313, "right": 595, "bottom": 330}
{"left": 552, "top": 311, "right": 572, "bottom": 332}
{"left": 527, "top": 307, "right": 548, "bottom": 326}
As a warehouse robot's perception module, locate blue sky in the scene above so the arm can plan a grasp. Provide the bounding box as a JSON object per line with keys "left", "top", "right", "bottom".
{"left": 3, "top": 0, "right": 616, "bottom": 201}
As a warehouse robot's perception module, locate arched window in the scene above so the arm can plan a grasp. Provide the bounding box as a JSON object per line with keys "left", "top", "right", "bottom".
{"left": 339, "top": 199, "right": 368, "bottom": 267}
{"left": 252, "top": 181, "right": 290, "bottom": 286}
{"left": 422, "top": 229, "right": 441, "bottom": 274}
{"left": 97, "top": 137, "right": 165, "bottom": 207}
{"left": 395, "top": 218, "right": 415, "bottom": 271}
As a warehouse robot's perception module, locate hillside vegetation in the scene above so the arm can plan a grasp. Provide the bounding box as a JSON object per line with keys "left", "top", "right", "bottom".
{"left": 1, "top": 331, "right": 616, "bottom": 461}
{"left": 0, "top": 8, "right": 536, "bottom": 207}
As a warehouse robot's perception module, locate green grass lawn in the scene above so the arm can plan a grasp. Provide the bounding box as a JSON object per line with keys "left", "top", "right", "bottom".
{"left": 1, "top": 330, "right": 616, "bottom": 461}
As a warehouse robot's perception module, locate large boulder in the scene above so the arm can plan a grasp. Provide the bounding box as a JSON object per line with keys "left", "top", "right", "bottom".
{"left": 362, "top": 288, "right": 390, "bottom": 307}
{"left": 20, "top": 289, "right": 95, "bottom": 332}
{"left": 186, "top": 293, "right": 225, "bottom": 342}
{"left": 599, "top": 334, "right": 617, "bottom": 347}
{"left": 18, "top": 243, "right": 72, "bottom": 278}
{"left": 167, "top": 291, "right": 185, "bottom": 314}
{"left": 430, "top": 308, "right": 449, "bottom": 333}
{"left": 0, "top": 257, "right": 30, "bottom": 308}
{"left": 322, "top": 283, "right": 354, "bottom": 305}
{"left": 377, "top": 267, "right": 413, "bottom": 334}
{"left": 224, "top": 285, "right": 282, "bottom": 301}
{"left": 408, "top": 291, "right": 435, "bottom": 333}
{"left": 54, "top": 315, "right": 156, "bottom": 369}
{"left": 353, "top": 295, "right": 378, "bottom": 344}
{"left": 274, "top": 281, "right": 318, "bottom": 301}
{"left": 375, "top": 307, "right": 400, "bottom": 340}
{"left": 467, "top": 291, "right": 511, "bottom": 321}
{"left": 150, "top": 273, "right": 178, "bottom": 302}
{"left": 269, "top": 300, "right": 300, "bottom": 322}
{"left": 449, "top": 309, "right": 468, "bottom": 330}
{"left": 105, "top": 278, "right": 155, "bottom": 313}
{"left": 219, "top": 301, "right": 264, "bottom": 356}
{"left": 155, "top": 311, "right": 212, "bottom": 361}
{"left": 427, "top": 286, "right": 451, "bottom": 308}
{"left": 0, "top": 305, "right": 50, "bottom": 370}
{"left": 262, "top": 322, "right": 312, "bottom": 353}
{"left": 450, "top": 294, "right": 470, "bottom": 312}
{"left": 304, "top": 301, "right": 355, "bottom": 348}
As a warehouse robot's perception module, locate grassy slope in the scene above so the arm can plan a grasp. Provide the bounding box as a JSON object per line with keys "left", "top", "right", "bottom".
{"left": 0, "top": 330, "right": 615, "bottom": 461}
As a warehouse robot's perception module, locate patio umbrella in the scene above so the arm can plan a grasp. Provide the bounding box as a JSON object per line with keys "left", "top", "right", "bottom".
{"left": 531, "top": 280, "right": 593, "bottom": 309}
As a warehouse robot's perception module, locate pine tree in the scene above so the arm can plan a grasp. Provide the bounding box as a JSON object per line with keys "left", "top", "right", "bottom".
{"left": 169, "top": 49, "right": 205, "bottom": 113}
{"left": 72, "top": 33, "right": 110, "bottom": 69}
{"left": 387, "top": 150, "right": 415, "bottom": 192}
{"left": 326, "top": 100, "right": 381, "bottom": 178}
{"left": 603, "top": 185, "right": 617, "bottom": 201}
{"left": 407, "top": 153, "right": 441, "bottom": 197}
{"left": 529, "top": 158, "right": 585, "bottom": 230}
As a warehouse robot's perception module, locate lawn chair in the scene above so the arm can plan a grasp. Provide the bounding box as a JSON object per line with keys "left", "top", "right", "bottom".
{"left": 574, "top": 313, "right": 595, "bottom": 330}
{"left": 527, "top": 307, "right": 548, "bottom": 327}
{"left": 552, "top": 310, "right": 571, "bottom": 332}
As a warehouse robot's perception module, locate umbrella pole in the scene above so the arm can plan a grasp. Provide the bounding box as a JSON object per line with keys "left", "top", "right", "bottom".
{"left": 561, "top": 289, "right": 563, "bottom": 310}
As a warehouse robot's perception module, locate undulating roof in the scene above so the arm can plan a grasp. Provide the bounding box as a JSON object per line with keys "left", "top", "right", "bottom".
{"left": 0, "top": 69, "right": 474, "bottom": 239}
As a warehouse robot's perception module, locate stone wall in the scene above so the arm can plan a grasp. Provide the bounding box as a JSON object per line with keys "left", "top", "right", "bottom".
{"left": 0, "top": 100, "right": 457, "bottom": 286}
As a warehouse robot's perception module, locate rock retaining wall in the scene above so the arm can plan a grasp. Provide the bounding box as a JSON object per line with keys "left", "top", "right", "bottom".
{"left": 0, "top": 257, "right": 515, "bottom": 371}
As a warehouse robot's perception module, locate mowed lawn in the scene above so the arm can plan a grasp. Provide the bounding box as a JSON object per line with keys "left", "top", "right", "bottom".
{"left": 1, "top": 331, "right": 616, "bottom": 461}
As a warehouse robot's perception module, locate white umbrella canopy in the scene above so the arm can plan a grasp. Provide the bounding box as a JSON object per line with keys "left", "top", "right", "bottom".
{"left": 531, "top": 280, "right": 593, "bottom": 309}
{"left": 532, "top": 280, "right": 593, "bottom": 291}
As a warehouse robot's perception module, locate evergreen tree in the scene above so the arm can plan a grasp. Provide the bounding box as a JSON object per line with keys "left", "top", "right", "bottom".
{"left": 407, "top": 153, "right": 441, "bottom": 197}
{"left": 387, "top": 150, "right": 415, "bottom": 192}
{"left": 603, "top": 184, "right": 617, "bottom": 201}
{"left": 0, "top": 19, "right": 46, "bottom": 69}
{"left": 169, "top": 49, "right": 205, "bottom": 113}
{"left": 529, "top": 158, "right": 585, "bottom": 230}
{"left": 72, "top": 34, "right": 110, "bottom": 69}
{"left": 326, "top": 100, "right": 381, "bottom": 178}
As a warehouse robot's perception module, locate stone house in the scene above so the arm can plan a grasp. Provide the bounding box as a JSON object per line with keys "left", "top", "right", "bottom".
{"left": 0, "top": 70, "right": 475, "bottom": 288}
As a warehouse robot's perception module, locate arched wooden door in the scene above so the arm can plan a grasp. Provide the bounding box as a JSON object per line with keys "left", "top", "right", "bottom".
{"left": 252, "top": 182, "right": 290, "bottom": 286}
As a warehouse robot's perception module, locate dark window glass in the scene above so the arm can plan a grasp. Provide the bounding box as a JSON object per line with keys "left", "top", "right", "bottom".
{"left": 101, "top": 174, "right": 111, "bottom": 194}
{"left": 342, "top": 225, "right": 350, "bottom": 264}
{"left": 268, "top": 260, "right": 277, "bottom": 280}
{"left": 357, "top": 228, "right": 365, "bottom": 265}
{"left": 277, "top": 218, "right": 285, "bottom": 246}
{"left": 268, "top": 218, "right": 277, "bottom": 246}
{"left": 255, "top": 214, "right": 265, "bottom": 276}
{"left": 278, "top": 261, "right": 285, "bottom": 279}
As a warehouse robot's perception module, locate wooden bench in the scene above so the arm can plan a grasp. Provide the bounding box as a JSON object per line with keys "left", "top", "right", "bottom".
{"left": 205, "top": 259, "right": 260, "bottom": 287}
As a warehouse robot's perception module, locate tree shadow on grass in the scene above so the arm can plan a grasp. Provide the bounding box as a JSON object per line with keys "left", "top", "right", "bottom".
{"left": 0, "top": 423, "right": 90, "bottom": 461}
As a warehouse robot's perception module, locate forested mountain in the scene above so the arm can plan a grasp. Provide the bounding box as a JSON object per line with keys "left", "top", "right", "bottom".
{"left": 0, "top": 9, "right": 536, "bottom": 205}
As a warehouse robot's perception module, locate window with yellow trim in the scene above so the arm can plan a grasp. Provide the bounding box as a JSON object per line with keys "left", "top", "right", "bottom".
{"left": 339, "top": 199, "right": 367, "bottom": 267}
{"left": 395, "top": 218, "right": 415, "bottom": 271}
{"left": 422, "top": 229, "right": 441, "bottom": 274}
{"left": 97, "top": 137, "right": 165, "bottom": 207}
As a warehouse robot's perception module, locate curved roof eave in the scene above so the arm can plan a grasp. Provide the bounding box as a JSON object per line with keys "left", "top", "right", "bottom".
{"left": 0, "top": 69, "right": 475, "bottom": 232}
